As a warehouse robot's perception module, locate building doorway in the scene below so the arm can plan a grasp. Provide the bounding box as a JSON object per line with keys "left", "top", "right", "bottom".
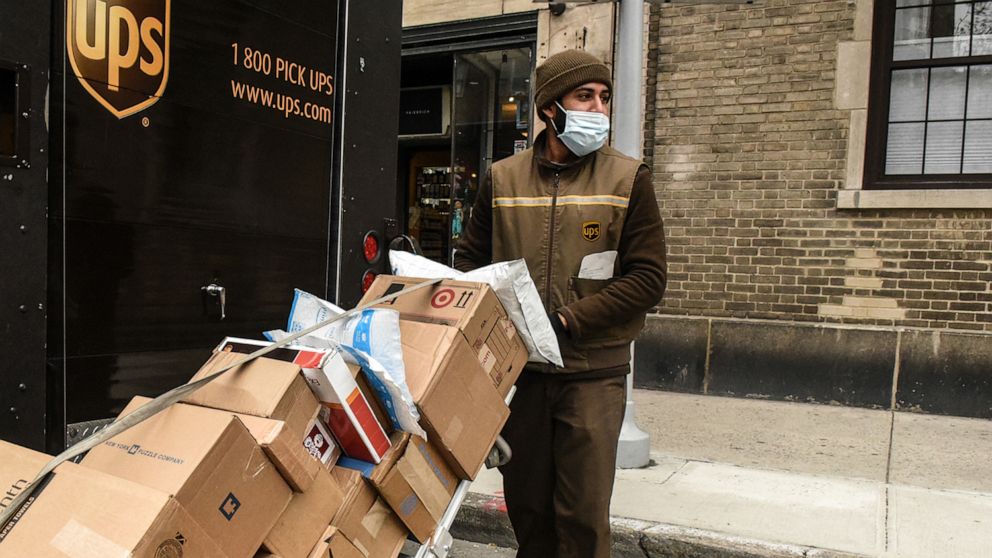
{"left": 398, "top": 33, "right": 534, "bottom": 265}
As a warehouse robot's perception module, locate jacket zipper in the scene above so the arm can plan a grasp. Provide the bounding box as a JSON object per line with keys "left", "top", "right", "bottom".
{"left": 545, "top": 171, "right": 561, "bottom": 312}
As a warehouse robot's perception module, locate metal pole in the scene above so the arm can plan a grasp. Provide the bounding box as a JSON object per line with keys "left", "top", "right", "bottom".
{"left": 613, "top": 0, "right": 645, "bottom": 159}
{"left": 614, "top": 0, "right": 651, "bottom": 469}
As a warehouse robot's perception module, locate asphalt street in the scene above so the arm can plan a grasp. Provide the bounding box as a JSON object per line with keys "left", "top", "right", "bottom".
{"left": 401, "top": 539, "right": 514, "bottom": 557}
{"left": 450, "top": 540, "right": 515, "bottom": 557}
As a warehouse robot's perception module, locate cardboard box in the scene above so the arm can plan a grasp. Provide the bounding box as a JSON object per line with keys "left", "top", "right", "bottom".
{"left": 81, "top": 398, "right": 293, "bottom": 558}
{"left": 219, "top": 336, "right": 396, "bottom": 437}
{"left": 361, "top": 276, "right": 528, "bottom": 397}
{"left": 307, "top": 526, "right": 365, "bottom": 558}
{"left": 337, "top": 433, "right": 458, "bottom": 542}
{"left": 217, "top": 338, "right": 397, "bottom": 437}
{"left": 0, "top": 440, "right": 225, "bottom": 557}
{"left": 330, "top": 468, "right": 407, "bottom": 558}
{"left": 216, "top": 338, "right": 391, "bottom": 464}
{"left": 354, "top": 366, "right": 395, "bottom": 436}
{"left": 240, "top": 407, "right": 340, "bottom": 491}
{"left": 186, "top": 350, "right": 325, "bottom": 488}
{"left": 399, "top": 320, "right": 509, "bottom": 479}
{"left": 304, "top": 352, "right": 391, "bottom": 463}
{"left": 189, "top": 350, "right": 320, "bottom": 429}
{"left": 262, "top": 465, "right": 345, "bottom": 558}
{"left": 131, "top": 395, "right": 336, "bottom": 493}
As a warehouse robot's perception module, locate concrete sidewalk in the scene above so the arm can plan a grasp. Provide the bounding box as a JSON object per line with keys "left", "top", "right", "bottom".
{"left": 451, "top": 390, "right": 992, "bottom": 557}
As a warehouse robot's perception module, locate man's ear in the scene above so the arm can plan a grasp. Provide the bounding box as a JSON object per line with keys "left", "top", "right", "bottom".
{"left": 541, "top": 104, "right": 556, "bottom": 123}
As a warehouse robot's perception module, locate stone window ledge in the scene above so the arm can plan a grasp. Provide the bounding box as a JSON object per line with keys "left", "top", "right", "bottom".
{"left": 837, "top": 189, "right": 992, "bottom": 210}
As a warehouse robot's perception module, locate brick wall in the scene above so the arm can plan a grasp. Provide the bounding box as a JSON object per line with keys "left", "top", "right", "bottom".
{"left": 650, "top": 0, "right": 992, "bottom": 331}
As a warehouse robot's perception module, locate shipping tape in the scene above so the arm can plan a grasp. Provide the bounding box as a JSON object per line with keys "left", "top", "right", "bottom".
{"left": 0, "top": 278, "right": 442, "bottom": 533}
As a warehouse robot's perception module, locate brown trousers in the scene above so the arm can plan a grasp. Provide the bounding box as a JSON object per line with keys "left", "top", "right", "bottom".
{"left": 499, "top": 373, "right": 626, "bottom": 558}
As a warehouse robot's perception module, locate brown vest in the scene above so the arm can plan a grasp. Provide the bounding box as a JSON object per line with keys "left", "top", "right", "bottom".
{"left": 491, "top": 144, "right": 645, "bottom": 373}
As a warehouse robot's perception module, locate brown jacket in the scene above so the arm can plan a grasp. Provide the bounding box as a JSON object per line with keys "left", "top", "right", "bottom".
{"left": 455, "top": 132, "right": 667, "bottom": 377}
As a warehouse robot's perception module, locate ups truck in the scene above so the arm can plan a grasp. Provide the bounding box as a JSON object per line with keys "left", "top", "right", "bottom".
{"left": 0, "top": 0, "right": 404, "bottom": 453}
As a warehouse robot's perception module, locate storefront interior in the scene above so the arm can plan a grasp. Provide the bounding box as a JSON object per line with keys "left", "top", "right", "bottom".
{"left": 398, "top": 45, "right": 533, "bottom": 265}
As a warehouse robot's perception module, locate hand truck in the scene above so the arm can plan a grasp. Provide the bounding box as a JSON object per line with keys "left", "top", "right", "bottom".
{"left": 402, "top": 387, "right": 515, "bottom": 558}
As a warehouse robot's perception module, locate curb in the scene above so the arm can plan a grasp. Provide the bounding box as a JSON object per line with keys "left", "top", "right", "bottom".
{"left": 451, "top": 493, "right": 869, "bottom": 558}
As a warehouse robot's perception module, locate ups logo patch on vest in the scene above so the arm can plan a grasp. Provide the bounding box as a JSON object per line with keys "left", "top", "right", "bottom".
{"left": 67, "top": 0, "right": 171, "bottom": 118}
{"left": 582, "top": 221, "right": 601, "bottom": 242}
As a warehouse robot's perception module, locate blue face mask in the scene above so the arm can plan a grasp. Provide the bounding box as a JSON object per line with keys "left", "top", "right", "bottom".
{"left": 551, "top": 101, "right": 610, "bottom": 157}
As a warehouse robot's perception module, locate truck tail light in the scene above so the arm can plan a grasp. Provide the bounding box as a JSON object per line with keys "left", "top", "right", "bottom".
{"left": 361, "top": 270, "right": 377, "bottom": 293}
{"left": 363, "top": 231, "right": 380, "bottom": 264}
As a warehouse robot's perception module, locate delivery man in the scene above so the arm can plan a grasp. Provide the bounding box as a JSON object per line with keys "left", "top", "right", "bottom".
{"left": 454, "top": 49, "right": 667, "bottom": 558}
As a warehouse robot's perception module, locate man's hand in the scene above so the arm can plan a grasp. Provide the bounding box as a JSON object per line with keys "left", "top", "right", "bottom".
{"left": 549, "top": 311, "right": 569, "bottom": 337}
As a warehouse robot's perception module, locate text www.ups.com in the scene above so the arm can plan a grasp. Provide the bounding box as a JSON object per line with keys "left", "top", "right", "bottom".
{"left": 230, "top": 80, "right": 332, "bottom": 124}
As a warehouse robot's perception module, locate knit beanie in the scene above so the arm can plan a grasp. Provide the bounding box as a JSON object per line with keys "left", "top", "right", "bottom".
{"left": 534, "top": 49, "right": 613, "bottom": 111}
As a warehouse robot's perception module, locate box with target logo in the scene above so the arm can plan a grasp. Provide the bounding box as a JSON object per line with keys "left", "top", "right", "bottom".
{"left": 360, "top": 276, "right": 528, "bottom": 398}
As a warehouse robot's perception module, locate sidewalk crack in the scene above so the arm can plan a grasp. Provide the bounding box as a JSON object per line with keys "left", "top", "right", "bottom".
{"left": 636, "top": 533, "right": 651, "bottom": 558}
{"left": 657, "top": 460, "right": 690, "bottom": 485}
{"left": 882, "top": 410, "right": 896, "bottom": 553}
{"left": 883, "top": 484, "right": 892, "bottom": 554}
{"left": 884, "top": 410, "right": 895, "bottom": 485}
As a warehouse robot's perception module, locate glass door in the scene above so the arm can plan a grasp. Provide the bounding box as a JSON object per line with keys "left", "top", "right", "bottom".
{"left": 449, "top": 47, "right": 533, "bottom": 264}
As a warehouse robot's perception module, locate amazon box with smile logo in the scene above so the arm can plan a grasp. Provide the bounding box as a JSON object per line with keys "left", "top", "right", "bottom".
{"left": 360, "top": 276, "right": 527, "bottom": 398}
{"left": 81, "top": 398, "right": 292, "bottom": 558}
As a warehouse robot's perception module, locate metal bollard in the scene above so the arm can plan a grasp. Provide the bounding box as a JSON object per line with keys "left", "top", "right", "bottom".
{"left": 617, "top": 341, "right": 650, "bottom": 469}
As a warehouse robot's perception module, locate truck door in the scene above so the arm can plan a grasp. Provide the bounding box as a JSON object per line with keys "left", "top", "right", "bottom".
{"left": 0, "top": 4, "right": 51, "bottom": 450}
{"left": 40, "top": 0, "right": 400, "bottom": 451}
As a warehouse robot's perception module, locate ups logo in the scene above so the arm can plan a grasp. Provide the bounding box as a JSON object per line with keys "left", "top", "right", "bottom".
{"left": 67, "top": 0, "right": 170, "bottom": 118}
{"left": 582, "top": 221, "right": 601, "bottom": 242}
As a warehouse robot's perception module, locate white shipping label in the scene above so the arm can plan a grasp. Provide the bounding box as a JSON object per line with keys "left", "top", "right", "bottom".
{"left": 578, "top": 250, "right": 618, "bottom": 280}
{"left": 501, "top": 318, "right": 516, "bottom": 339}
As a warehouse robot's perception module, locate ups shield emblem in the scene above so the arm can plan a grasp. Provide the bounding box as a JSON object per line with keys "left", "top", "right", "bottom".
{"left": 67, "top": 0, "right": 170, "bottom": 118}
{"left": 582, "top": 221, "right": 601, "bottom": 242}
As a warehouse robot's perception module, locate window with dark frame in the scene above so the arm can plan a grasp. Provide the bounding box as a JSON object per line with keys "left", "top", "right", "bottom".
{"left": 865, "top": 0, "right": 992, "bottom": 189}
